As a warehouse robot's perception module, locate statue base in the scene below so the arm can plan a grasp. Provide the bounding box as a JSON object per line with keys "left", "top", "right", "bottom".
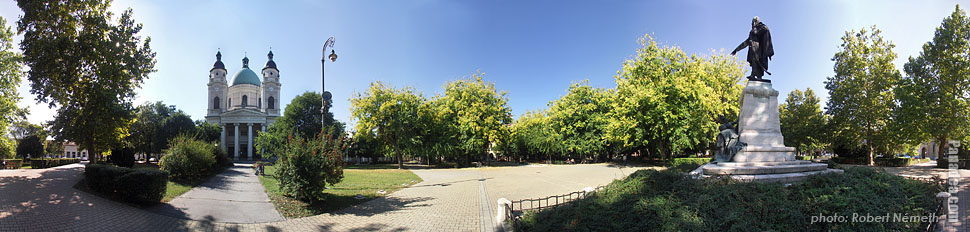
{"left": 693, "top": 80, "right": 843, "bottom": 183}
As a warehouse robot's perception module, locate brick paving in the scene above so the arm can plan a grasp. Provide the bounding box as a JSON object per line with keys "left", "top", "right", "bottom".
{"left": 0, "top": 163, "right": 645, "bottom": 231}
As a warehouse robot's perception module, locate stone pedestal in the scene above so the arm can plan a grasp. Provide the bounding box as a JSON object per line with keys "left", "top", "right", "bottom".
{"left": 734, "top": 80, "right": 795, "bottom": 162}
{"left": 697, "top": 80, "right": 843, "bottom": 183}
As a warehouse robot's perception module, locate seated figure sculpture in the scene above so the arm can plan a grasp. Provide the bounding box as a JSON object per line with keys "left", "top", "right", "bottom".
{"left": 715, "top": 115, "right": 746, "bottom": 163}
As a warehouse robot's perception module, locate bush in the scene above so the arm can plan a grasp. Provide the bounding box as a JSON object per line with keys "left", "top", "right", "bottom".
{"left": 84, "top": 164, "right": 167, "bottom": 206}
{"left": 160, "top": 135, "right": 217, "bottom": 179}
{"left": 519, "top": 167, "right": 941, "bottom": 231}
{"left": 666, "top": 157, "right": 711, "bottom": 172}
{"left": 109, "top": 147, "right": 136, "bottom": 168}
{"left": 29, "top": 158, "right": 80, "bottom": 169}
{"left": 874, "top": 157, "right": 930, "bottom": 167}
{"left": 212, "top": 145, "right": 233, "bottom": 168}
{"left": 277, "top": 132, "right": 345, "bottom": 202}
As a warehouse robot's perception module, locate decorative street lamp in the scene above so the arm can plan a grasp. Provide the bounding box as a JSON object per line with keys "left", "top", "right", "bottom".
{"left": 322, "top": 36, "right": 337, "bottom": 126}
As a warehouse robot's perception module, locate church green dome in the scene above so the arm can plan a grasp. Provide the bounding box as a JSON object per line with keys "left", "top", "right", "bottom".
{"left": 231, "top": 68, "right": 261, "bottom": 86}
{"left": 231, "top": 56, "right": 261, "bottom": 86}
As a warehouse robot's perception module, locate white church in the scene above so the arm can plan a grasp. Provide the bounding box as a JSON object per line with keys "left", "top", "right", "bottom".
{"left": 205, "top": 51, "right": 281, "bottom": 160}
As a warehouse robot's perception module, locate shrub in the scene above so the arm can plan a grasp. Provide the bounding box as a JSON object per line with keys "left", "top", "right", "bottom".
{"left": 666, "top": 157, "right": 711, "bottom": 172}
{"left": 160, "top": 135, "right": 217, "bottom": 179}
{"left": 29, "top": 158, "right": 80, "bottom": 168}
{"left": 212, "top": 145, "right": 233, "bottom": 168}
{"left": 109, "top": 147, "right": 136, "bottom": 168}
{"left": 277, "top": 132, "right": 345, "bottom": 202}
{"left": 84, "top": 164, "right": 167, "bottom": 206}
{"left": 519, "top": 167, "right": 941, "bottom": 231}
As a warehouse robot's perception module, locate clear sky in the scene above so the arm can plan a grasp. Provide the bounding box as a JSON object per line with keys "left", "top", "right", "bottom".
{"left": 0, "top": 0, "right": 964, "bottom": 129}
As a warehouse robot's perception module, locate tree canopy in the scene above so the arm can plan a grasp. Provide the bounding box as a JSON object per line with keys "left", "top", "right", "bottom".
{"left": 350, "top": 82, "right": 424, "bottom": 169}
{"left": 607, "top": 34, "right": 745, "bottom": 160}
{"left": 897, "top": 5, "right": 970, "bottom": 160}
{"left": 0, "top": 16, "right": 26, "bottom": 159}
{"left": 256, "top": 91, "right": 345, "bottom": 159}
{"left": 825, "top": 26, "right": 901, "bottom": 165}
{"left": 779, "top": 88, "right": 828, "bottom": 155}
{"left": 17, "top": 0, "right": 156, "bottom": 163}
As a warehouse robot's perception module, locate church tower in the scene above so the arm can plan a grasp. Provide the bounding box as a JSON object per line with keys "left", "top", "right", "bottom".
{"left": 261, "top": 50, "right": 281, "bottom": 117}
{"left": 207, "top": 51, "right": 228, "bottom": 120}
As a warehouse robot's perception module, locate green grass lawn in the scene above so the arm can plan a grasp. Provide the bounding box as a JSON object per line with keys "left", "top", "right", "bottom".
{"left": 258, "top": 164, "right": 423, "bottom": 218}
{"left": 133, "top": 163, "right": 205, "bottom": 202}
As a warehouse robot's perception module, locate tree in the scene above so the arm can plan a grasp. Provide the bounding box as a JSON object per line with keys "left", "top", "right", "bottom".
{"left": 825, "top": 26, "right": 902, "bottom": 165}
{"left": 18, "top": 1, "right": 156, "bottom": 163}
{"left": 256, "top": 91, "right": 345, "bottom": 159}
{"left": 607, "top": 34, "right": 745, "bottom": 161}
{"left": 128, "top": 102, "right": 175, "bottom": 159}
{"left": 436, "top": 73, "right": 513, "bottom": 166}
{"left": 547, "top": 81, "right": 612, "bottom": 161}
{"left": 195, "top": 121, "right": 222, "bottom": 144}
{"left": 160, "top": 112, "right": 196, "bottom": 149}
{"left": 897, "top": 5, "right": 970, "bottom": 162}
{"left": 16, "top": 134, "right": 45, "bottom": 158}
{"left": 512, "top": 109, "right": 561, "bottom": 162}
{"left": 351, "top": 82, "right": 424, "bottom": 169}
{"left": 779, "top": 88, "right": 828, "bottom": 156}
{"left": 0, "top": 16, "right": 27, "bottom": 159}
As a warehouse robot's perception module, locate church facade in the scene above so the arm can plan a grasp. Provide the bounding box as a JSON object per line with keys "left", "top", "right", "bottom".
{"left": 205, "top": 51, "right": 281, "bottom": 160}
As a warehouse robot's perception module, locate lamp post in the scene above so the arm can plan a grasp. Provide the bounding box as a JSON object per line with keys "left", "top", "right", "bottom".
{"left": 322, "top": 37, "right": 337, "bottom": 127}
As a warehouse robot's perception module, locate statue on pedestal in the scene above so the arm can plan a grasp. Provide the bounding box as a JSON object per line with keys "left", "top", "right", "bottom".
{"left": 731, "top": 16, "right": 774, "bottom": 81}
{"left": 715, "top": 115, "right": 746, "bottom": 163}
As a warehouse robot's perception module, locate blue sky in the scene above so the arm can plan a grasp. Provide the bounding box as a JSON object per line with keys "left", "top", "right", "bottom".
{"left": 0, "top": 0, "right": 964, "bottom": 129}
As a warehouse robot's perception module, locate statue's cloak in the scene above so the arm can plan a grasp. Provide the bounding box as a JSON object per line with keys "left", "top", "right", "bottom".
{"left": 747, "top": 22, "right": 774, "bottom": 73}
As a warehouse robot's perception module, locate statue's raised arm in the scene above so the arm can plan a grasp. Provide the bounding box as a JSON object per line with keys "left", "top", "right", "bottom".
{"left": 731, "top": 16, "right": 774, "bottom": 81}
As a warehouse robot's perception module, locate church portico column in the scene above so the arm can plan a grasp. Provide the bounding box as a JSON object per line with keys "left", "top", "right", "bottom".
{"left": 248, "top": 123, "right": 253, "bottom": 160}
{"left": 234, "top": 123, "right": 240, "bottom": 160}
{"left": 220, "top": 123, "right": 226, "bottom": 153}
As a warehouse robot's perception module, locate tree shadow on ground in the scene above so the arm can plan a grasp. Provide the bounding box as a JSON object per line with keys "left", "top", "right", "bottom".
{"left": 408, "top": 177, "right": 492, "bottom": 188}
{"left": 328, "top": 196, "right": 435, "bottom": 217}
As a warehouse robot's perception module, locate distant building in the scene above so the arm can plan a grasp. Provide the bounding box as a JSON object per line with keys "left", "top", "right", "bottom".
{"left": 204, "top": 51, "right": 281, "bottom": 160}
{"left": 918, "top": 140, "right": 941, "bottom": 160}
{"left": 63, "top": 142, "right": 89, "bottom": 160}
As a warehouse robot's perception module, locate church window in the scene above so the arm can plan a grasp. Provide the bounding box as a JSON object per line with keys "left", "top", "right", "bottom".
{"left": 268, "top": 96, "right": 275, "bottom": 109}
{"left": 213, "top": 97, "right": 220, "bottom": 109}
{"left": 258, "top": 98, "right": 262, "bottom": 109}
{"left": 242, "top": 95, "right": 248, "bottom": 106}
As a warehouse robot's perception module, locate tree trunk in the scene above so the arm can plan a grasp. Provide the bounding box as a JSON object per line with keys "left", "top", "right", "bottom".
{"left": 868, "top": 145, "right": 875, "bottom": 166}
{"left": 394, "top": 146, "right": 403, "bottom": 169}
{"left": 937, "top": 136, "right": 948, "bottom": 163}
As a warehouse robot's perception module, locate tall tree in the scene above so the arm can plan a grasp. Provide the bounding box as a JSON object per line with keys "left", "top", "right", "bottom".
{"left": 195, "top": 121, "right": 222, "bottom": 144}
{"left": 18, "top": 0, "right": 156, "bottom": 163}
{"left": 351, "top": 82, "right": 424, "bottom": 169}
{"left": 779, "top": 88, "right": 828, "bottom": 156}
{"left": 825, "top": 26, "right": 901, "bottom": 165}
{"left": 547, "top": 81, "right": 612, "bottom": 161}
{"left": 897, "top": 5, "right": 970, "bottom": 161}
{"left": 607, "top": 34, "right": 745, "bottom": 161}
{"left": 437, "top": 73, "right": 513, "bottom": 166}
{"left": 0, "top": 16, "right": 27, "bottom": 159}
{"left": 159, "top": 112, "right": 196, "bottom": 148}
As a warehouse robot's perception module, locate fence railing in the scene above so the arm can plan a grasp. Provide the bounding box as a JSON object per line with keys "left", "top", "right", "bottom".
{"left": 499, "top": 185, "right": 606, "bottom": 231}
{"left": 900, "top": 175, "right": 949, "bottom": 232}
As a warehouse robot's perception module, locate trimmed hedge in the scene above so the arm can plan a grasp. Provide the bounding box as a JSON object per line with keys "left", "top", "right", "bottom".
{"left": 84, "top": 164, "right": 167, "bottom": 206}
{"left": 666, "top": 158, "right": 711, "bottom": 172}
{"left": 30, "top": 158, "right": 80, "bottom": 169}
{"left": 874, "top": 157, "right": 930, "bottom": 167}
{"left": 520, "top": 167, "right": 942, "bottom": 231}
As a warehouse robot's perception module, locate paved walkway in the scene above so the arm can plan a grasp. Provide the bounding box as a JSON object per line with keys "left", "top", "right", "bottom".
{"left": 148, "top": 163, "right": 284, "bottom": 223}
{"left": 0, "top": 163, "right": 646, "bottom": 231}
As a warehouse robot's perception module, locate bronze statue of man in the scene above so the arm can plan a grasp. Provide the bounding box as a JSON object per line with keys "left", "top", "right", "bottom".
{"left": 731, "top": 16, "right": 774, "bottom": 81}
